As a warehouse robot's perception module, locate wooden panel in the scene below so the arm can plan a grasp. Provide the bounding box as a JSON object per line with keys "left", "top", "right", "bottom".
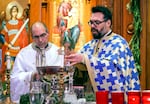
{"left": 139, "top": 0, "right": 147, "bottom": 90}
{"left": 41, "top": 2, "right": 47, "bottom": 24}
{"left": 47, "top": 0, "right": 54, "bottom": 41}
{"left": 112, "top": 0, "right": 122, "bottom": 35}
{"left": 29, "top": 0, "right": 41, "bottom": 26}
{"left": 96, "top": 0, "right": 102, "bottom": 5}
{"left": 96, "top": 0, "right": 133, "bottom": 42}
{"left": 122, "top": 0, "right": 133, "bottom": 42}
{"left": 146, "top": 0, "right": 150, "bottom": 89}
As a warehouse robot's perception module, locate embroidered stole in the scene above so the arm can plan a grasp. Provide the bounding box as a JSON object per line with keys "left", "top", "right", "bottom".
{"left": 85, "top": 32, "right": 115, "bottom": 92}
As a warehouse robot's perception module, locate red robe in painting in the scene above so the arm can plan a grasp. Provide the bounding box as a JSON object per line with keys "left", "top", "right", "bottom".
{"left": 1, "top": 19, "right": 29, "bottom": 57}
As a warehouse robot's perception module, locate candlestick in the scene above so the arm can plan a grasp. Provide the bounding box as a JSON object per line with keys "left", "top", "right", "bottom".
{"left": 5, "top": 52, "right": 11, "bottom": 96}
{"left": 60, "top": 46, "right": 64, "bottom": 68}
{"left": 0, "top": 49, "right": 2, "bottom": 68}
{"left": 6, "top": 52, "right": 11, "bottom": 69}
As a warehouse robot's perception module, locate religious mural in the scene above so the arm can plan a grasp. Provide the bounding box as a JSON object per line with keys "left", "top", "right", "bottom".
{"left": 0, "top": 1, "right": 29, "bottom": 96}
{"left": 52, "top": 0, "right": 93, "bottom": 52}
{"left": 57, "top": 0, "right": 81, "bottom": 50}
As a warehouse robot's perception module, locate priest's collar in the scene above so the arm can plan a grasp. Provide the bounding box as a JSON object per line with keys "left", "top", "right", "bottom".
{"left": 32, "top": 42, "right": 52, "bottom": 51}
{"left": 104, "top": 29, "right": 112, "bottom": 37}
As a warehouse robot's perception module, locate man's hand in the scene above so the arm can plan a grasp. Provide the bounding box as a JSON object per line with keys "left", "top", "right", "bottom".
{"left": 65, "top": 53, "right": 84, "bottom": 66}
{"left": 32, "top": 71, "right": 41, "bottom": 81}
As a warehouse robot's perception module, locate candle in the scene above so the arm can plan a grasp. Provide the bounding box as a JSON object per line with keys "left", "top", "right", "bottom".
{"left": 96, "top": 90, "right": 109, "bottom": 104}
{"left": 60, "top": 46, "right": 64, "bottom": 68}
{"left": 6, "top": 52, "right": 11, "bottom": 69}
{"left": 111, "top": 91, "right": 124, "bottom": 104}
{"left": 128, "top": 90, "right": 140, "bottom": 104}
{"left": 142, "top": 90, "right": 150, "bottom": 104}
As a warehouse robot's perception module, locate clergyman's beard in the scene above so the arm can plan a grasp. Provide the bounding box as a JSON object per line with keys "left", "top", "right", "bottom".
{"left": 91, "top": 28, "right": 104, "bottom": 39}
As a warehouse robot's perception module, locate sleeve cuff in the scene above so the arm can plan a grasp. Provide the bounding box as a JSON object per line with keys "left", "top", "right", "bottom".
{"left": 81, "top": 54, "right": 86, "bottom": 64}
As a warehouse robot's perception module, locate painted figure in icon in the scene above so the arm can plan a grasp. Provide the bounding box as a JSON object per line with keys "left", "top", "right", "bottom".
{"left": 57, "top": 0, "right": 81, "bottom": 53}
{"left": 0, "top": 5, "right": 29, "bottom": 64}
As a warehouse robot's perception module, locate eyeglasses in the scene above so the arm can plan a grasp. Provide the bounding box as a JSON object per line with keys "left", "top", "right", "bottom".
{"left": 88, "top": 20, "right": 106, "bottom": 26}
{"left": 32, "top": 33, "right": 47, "bottom": 39}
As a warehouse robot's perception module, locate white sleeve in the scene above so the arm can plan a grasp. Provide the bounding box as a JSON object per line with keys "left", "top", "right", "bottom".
{"left": 10, "top": 52, "right": 32, "bottom": 103}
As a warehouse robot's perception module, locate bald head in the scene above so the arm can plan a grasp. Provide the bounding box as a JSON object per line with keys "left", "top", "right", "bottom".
{"left": 31, "top": 21, "right": 49, "bottom": 35}
{"left": 31, "top": 21, "right": 50, "bottom": 48}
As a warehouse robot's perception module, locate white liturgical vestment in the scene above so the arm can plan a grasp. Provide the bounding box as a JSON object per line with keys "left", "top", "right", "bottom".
{"left": 10, "top": 42, "right": 64, "bottom": 103}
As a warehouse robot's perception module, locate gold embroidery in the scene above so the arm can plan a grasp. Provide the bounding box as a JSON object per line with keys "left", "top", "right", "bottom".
{"left": 93, "top": 32, "right": 115, "bottom": 56}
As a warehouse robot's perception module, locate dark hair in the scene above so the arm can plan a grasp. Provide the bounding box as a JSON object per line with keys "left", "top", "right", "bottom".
{"left": 91, "top": 6, "right": 112, "bottom": 23}
{"left": 23, "top": 8, "right": 29, "bottom": 18}
{"left": 10, "top": 5, "right": 19, "bottom": 14}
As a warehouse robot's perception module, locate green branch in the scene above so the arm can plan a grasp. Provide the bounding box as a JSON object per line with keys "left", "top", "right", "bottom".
{"left": 127, "top": 0, "right": 142, "bottom": 74}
